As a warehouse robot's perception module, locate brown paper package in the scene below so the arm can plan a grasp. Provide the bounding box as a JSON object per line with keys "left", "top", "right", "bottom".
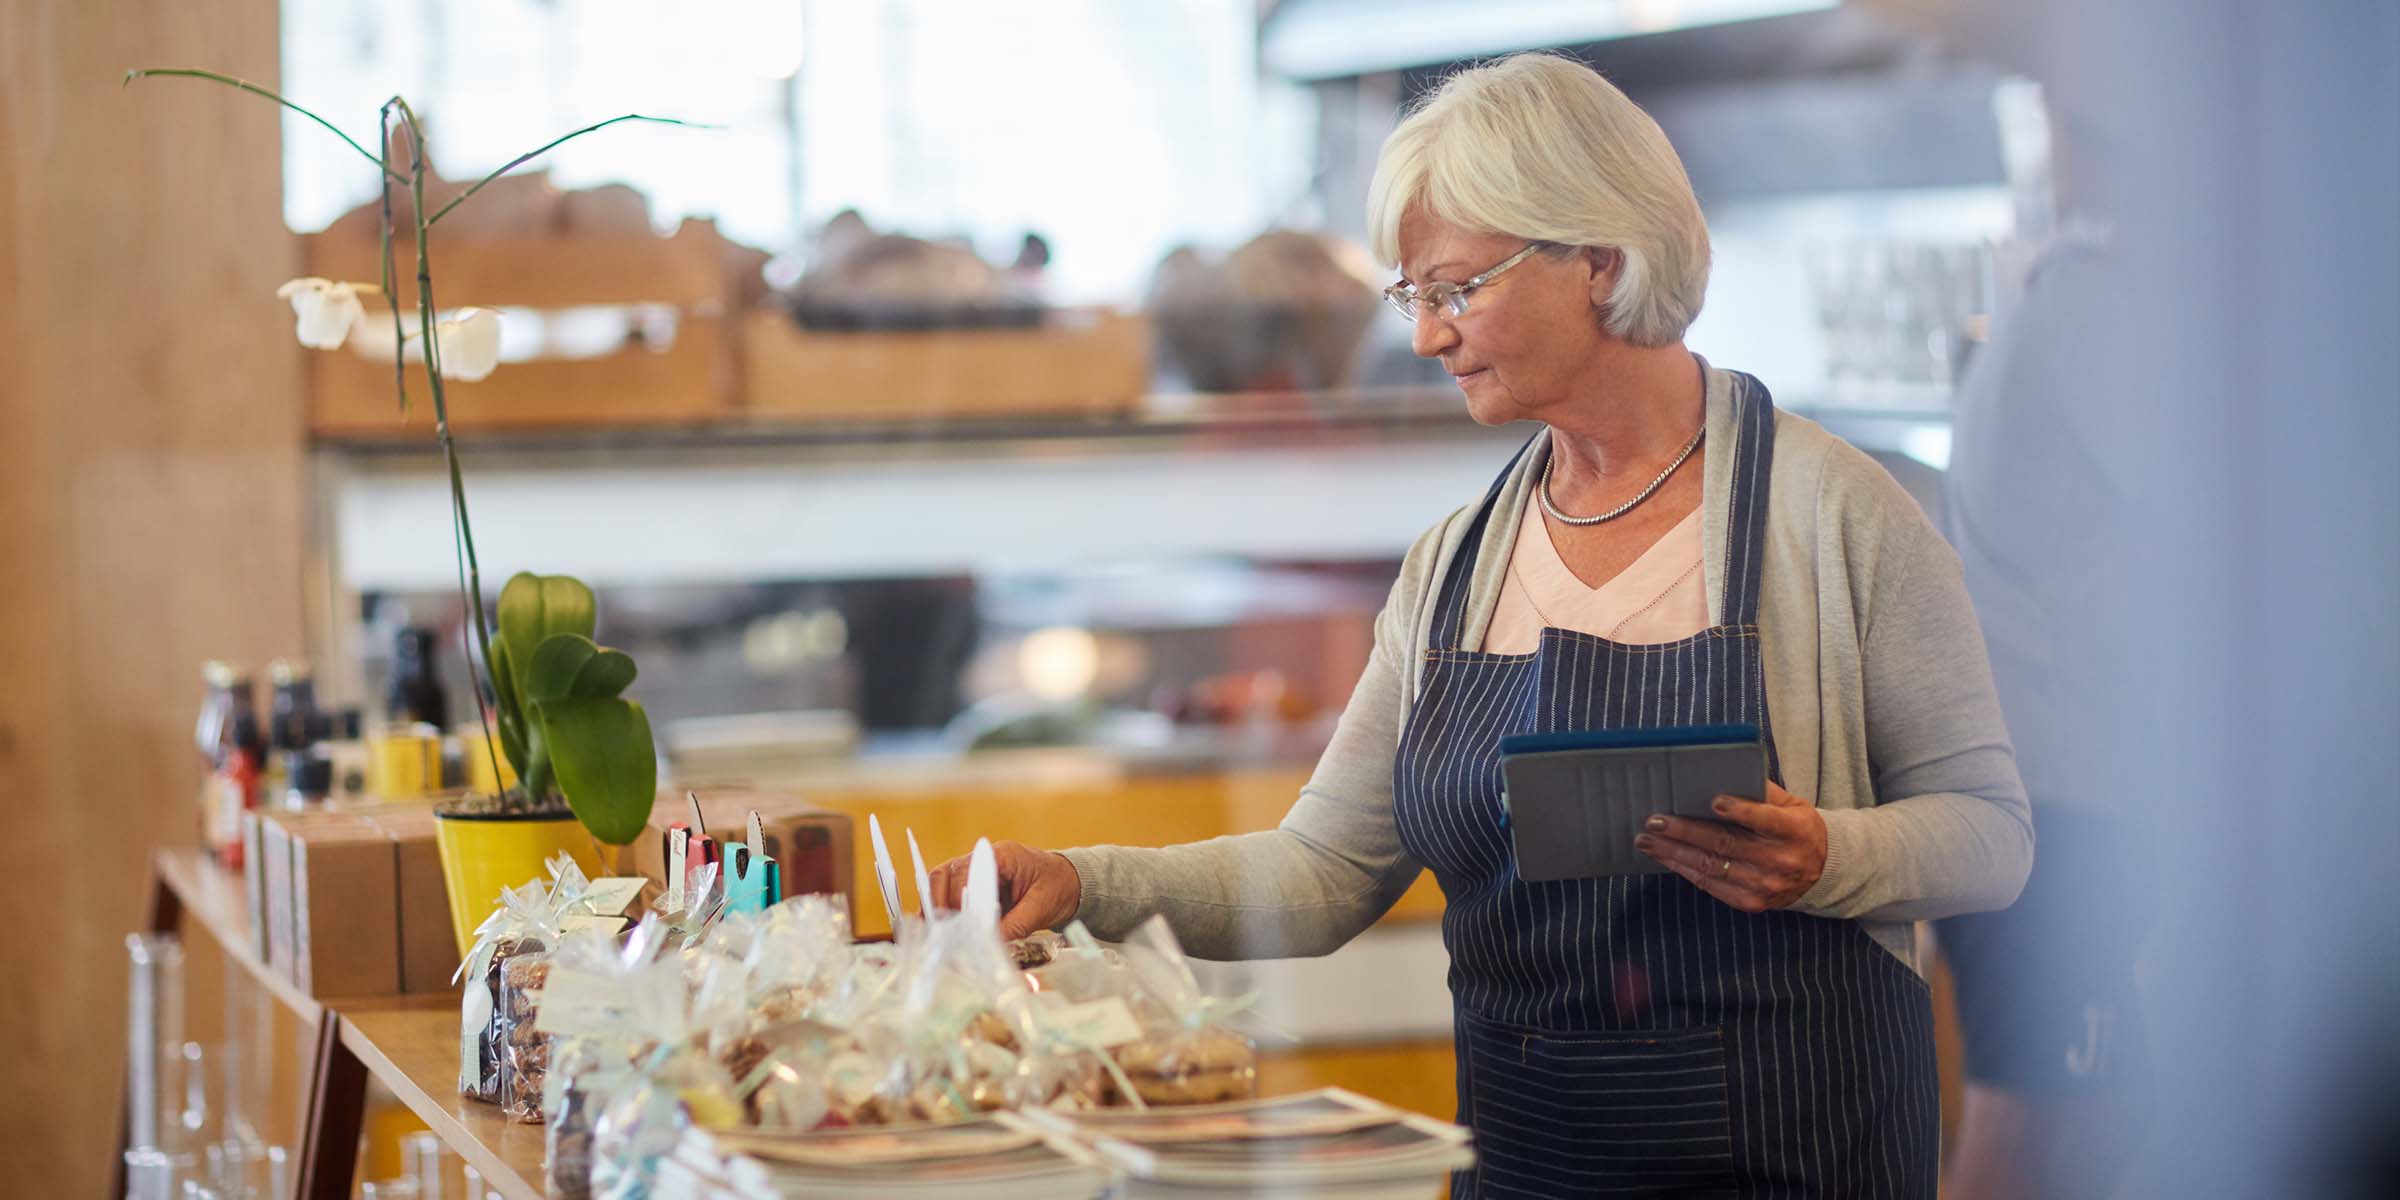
{"left": 287, "top": 814, "right": 402, "bottom": 996}
{"left": 351, "top": 805, "right": 463, "bottom": 993}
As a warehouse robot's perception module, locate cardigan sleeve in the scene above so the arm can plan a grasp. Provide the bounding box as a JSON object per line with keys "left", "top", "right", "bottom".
{"left": 1058, "top": 523, "right": 1444, "bottom": 960}
{"left": 1794, "top": 469, "right": 2036, "bottom": 922}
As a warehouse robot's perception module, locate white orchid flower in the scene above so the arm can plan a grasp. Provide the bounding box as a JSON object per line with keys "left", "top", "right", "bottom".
{"left": 274, "top": 277, "right": 373, "bottom": 350}
{"left": 431, "top": 307, "right": 503, "bottom": 381}
{"left": 343, "top": 306, "right": 506, "bottom": 382}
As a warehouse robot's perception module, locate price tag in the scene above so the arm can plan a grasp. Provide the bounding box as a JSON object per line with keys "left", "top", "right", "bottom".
{"left": 1040, "top": 996, "right": 1144, "bottom": 1049}
{"left": 537, "top": 963, "right": 684, "bottom": 1042}
{"left": 575, "top": 877, "right": 647, "bottom": 917}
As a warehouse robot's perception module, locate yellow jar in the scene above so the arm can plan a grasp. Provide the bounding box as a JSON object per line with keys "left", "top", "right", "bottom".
{"left": 457, "top": 725, "right": 519, "bottom": 795}
{"left": 366, "top": 722, "right": 444, "bottom": 799}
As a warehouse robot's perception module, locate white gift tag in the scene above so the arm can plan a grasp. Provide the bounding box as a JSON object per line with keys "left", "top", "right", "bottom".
{"left": 1038, "top": 995, "right": 1143, "bottom": 1049}
{"left": 867, "top": 814, "right": 902, "bottom": 928}
{"left": 559, "top": 913, "right": 630, "bottom": 935}
{"left": 666, "top": 828, "right": 689, "bottom": 913}
{"left": 906, "top": 828, "right": 934, "bottom": 918}
{"left": 575, "top": 877, "right": 647, "bottom": 917}
{"left": 966, "top": 837, "right": 999, "bottom": 927}
{"left": 536, "top": 963, "right": 681, "bottom": 1041}
{"left": 459, "top": 983, "right": 492, "bottom": 1091}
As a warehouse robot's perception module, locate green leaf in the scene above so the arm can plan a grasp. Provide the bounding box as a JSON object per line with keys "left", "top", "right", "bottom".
{"left": 538, "top": 696, "right": 657, "bottom": 845}
{"left": 486, "top": 638, "right": 529, "bottom": 775}
{"left": 497, "top": 573, "right": 595, "bottom": 708}
{"left": 573, "top": 648, "right": 638, "bottom": 699}
{"left": 522, "top": 633, "right": 639, "bottom": 706}
{"left": 524, "top": 633, "right": 600, "bottom": 706}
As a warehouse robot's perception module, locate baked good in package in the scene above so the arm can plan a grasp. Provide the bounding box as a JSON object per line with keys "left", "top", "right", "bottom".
{"left": 1112, "top": 1025, "right": 1258, "bottom": 1105}
{"left": 498, "top": 951, "right": 554, "bottom": 1122}
{"left": 515, "top": 834, "right": 1268, "bottom": 1193}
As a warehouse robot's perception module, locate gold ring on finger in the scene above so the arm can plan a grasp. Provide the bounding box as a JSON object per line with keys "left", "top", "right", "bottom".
{"left": 1719, "top": 857, "right": 1733, "bottom": 877}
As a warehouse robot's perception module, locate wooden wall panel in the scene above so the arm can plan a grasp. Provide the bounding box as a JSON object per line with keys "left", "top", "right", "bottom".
{"left": 0, "top": 1, "right": 304, "bottom": 1194}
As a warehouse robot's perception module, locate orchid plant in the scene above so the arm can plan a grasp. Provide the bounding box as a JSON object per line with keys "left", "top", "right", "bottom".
{"left": 130, "top": 68, "right": 691, "bottom": 845}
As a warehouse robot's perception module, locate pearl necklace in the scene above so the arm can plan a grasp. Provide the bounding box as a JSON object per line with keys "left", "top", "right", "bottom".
{"left": 1537, "top": 423, "right": 1705, "bottom": 526}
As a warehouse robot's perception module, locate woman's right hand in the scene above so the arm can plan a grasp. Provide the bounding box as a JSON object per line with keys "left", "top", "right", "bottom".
{"left": 925, "top": 840, "right": 1082, "bottom": 939}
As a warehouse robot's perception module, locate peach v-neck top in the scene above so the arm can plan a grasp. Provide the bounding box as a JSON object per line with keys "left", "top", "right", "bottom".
{"left": 1481, "top": 493, "right": 1709, "bottom": 652}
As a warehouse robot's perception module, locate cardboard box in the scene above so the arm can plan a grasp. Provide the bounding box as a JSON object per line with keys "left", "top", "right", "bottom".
{"left": 634, "top": 789, "right": 854, "bottom": 922}
{"left": 305, "top": 223, "right": 742, "bottom": 436}
{"left": 261, "top": 808, "right": 366, "bottom": 983}
{"left": 741, "top": 309, "right": 1150, "bottom": 422}
{"left": 259, "top": 813, "right": 297, "bottom": 980}
{"left": 241, "top": 811, "right": 268, "bottom": 955}
{"left": 255, "top": 804, "right": 457, "bottom": 998}
{"left": 288, "top": 815, "right": 401, "bottom": 997}
{"left": 353, "top": 806, "right": 462, "bottom": 994}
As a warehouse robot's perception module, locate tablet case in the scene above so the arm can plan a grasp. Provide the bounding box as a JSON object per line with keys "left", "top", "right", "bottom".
{"left": 1499, "top": 723, "right": 1765, "bottom": 881}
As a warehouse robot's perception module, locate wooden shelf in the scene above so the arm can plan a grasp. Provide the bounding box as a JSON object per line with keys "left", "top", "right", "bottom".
{"left": 154, "top": 847, "right": 325, "bottom": 1027}
{"left": 147, "top": 848, "right": 532, "bottom": 1199}
{"left": 340, "top": 999, "right": 547, "bottom": 1200}
{"left": 313, "top": 384, "right": 1478, "bottom": 457}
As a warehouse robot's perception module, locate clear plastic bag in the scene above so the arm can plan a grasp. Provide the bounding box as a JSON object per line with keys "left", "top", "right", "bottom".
{"left": 535, "top": 918, "right": 681, "bottom": 1190}
{"left": 456, "top": 855, "right": 595, "bottom": 1104}
{"left": 545, "top": 1039, "right": 638, "bottom": 1199}
{"left": 865, "top": 868, "right": 1054, "bottom": 1124}
{"left": 497, "top": 950, "right": 553, "bottom": 1123}
{"left": 1107, "top": 915, "right": 1259, "bottom": 1106}
{"left": 588, "top": 1071, "right": 680, "bottom": 1200}
{"left": 455, "top": 879, "right": 555, "bottom": 1103}
{"left": 589, "top": 1047, "right": 737, "bottom": 1200}
{"left": 742, "top": 894, "right": 852, "bottom": 1023}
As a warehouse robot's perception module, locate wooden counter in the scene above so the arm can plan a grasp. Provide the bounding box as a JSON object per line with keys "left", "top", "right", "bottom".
{"left": 134, "top": 846, "right": 1457, "bottom": 1199}
{"left": 135, "top": 849, "right": 545, "bottom": 1199}
{"left": 338, "top": 999, "right": 546, "bottom": 1200}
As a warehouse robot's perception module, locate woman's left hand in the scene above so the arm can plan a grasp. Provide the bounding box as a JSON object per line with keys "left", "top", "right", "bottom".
{"left": 1635, "top": 782, "right": 1826, "bottom": 912}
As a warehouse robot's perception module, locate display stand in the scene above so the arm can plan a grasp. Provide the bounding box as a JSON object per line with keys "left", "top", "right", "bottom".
{"left": 119, "top": 848, "right": 543, "bottom": 1200}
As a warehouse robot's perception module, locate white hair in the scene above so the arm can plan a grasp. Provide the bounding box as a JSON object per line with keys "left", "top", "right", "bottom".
{"left": 1367, "top": 53, "right": 1711, "bottom": 348}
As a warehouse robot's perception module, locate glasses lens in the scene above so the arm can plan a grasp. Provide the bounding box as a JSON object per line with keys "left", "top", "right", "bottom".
{"left": 1385, "top": 287, "right": 1418, "bottom": 320}
{"left": 1441, "top": 288, "right": 1469, "bottom": 319}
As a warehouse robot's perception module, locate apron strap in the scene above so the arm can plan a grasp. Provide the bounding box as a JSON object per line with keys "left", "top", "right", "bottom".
{"left": 1425, "top": 431, "right": 1541, "bottom": 653}
{"left": 1719, "top": 371, "right": 1779, "bottom": 628}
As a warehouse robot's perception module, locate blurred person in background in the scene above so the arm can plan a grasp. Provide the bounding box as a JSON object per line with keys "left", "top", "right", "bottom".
{"left": 943, "top": 53, "right": 2030, "bottom": 1197}
{"left": 1870, "top": 2, "right": 2399, "bottom": 1197}
{"left": 1852, "top": 1, "right": 2163, "bottom": 1194}
{"left": 1933, "top": 109, "right": 2148, "bottom": 1200}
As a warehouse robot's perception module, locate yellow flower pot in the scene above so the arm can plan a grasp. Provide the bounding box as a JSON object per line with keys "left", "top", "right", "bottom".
{"left": 433, "top": 800, "right": 603, "bottom": 957}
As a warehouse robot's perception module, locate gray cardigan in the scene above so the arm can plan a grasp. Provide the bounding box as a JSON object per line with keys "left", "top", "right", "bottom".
{"left": 1064, "top": 366, "right": 2033, "bottom": 974}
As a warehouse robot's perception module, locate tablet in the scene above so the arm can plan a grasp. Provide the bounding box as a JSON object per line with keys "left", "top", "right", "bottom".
{"left": 1498, "top": 723, "right": 1765, "bottom": 881}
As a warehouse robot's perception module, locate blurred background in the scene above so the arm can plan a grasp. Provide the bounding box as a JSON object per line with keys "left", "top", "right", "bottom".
{"left": 2, "top": 1, "right": 2392, "bottom": 1197}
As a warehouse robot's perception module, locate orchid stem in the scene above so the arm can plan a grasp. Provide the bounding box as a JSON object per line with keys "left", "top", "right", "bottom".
{"left": 127, "top": 69, "right": 407, "bottom": 184}
{"left": 426, "top": 114, "right": 711, "bottom": 228}
{"left": 389, "top": 97, "right": 510, "bottom": 809}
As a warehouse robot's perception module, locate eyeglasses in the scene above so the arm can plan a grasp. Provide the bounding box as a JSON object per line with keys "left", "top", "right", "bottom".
{"left": 1383, "top": 242, "right": 1544, "bottom": 321}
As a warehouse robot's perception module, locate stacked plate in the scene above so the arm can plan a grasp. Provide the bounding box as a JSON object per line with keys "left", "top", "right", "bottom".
{"left": 662, "top": 1089, "right": 1471, "bottom": 1200}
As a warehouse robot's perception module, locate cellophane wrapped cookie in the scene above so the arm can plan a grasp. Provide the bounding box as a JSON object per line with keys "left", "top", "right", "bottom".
{"left": 742, "top": 895, "right": 852, "bottom": 1026}
{"left": 456, "top": 871, "right": 568, "bottom": 1104}
{"left": 869, "top": 895, "right": 1046, "bottom": 1124}
{"left": 538, "top": 918, "right": 681, "bottom": 1198}
{"left": 1110, "top": 915, "right": 1260, "bottom": 1106}
{"left": 498, "top": 949, "right": 555, "bottom": 1122}
{"left": 545, "top": 1038, "right": 636, "bottom": 1199}
{"left": 588, "top": 1045, "right": 737, "bottom": 1200}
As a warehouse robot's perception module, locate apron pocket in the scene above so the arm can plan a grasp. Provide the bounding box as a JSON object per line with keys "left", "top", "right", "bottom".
{"left": 1460, "top": 1010, "right": 1737, "bottom": 1198}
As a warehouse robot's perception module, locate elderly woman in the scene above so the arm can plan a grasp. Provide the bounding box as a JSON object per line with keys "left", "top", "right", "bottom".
{"left": 936, "top": 53, "right": 2030, "bottom": 1197}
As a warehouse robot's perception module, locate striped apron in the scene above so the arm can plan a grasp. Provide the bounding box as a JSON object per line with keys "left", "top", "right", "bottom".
{"left": 1393, "top": 376, "right": 1940, "bottom": 1198}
